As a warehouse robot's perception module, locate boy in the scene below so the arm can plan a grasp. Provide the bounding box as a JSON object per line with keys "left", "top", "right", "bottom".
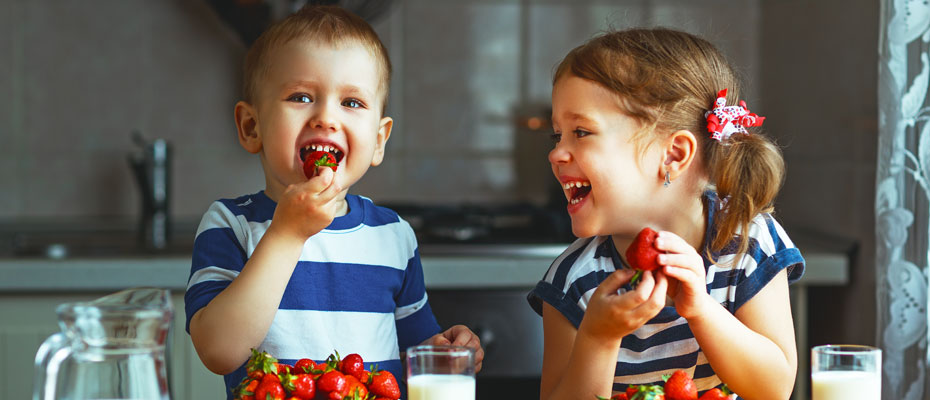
{"left": 184, "top": 5, "right": 484, "bottom": 398}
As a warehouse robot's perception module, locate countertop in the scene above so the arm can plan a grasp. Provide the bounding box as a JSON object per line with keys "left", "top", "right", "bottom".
{"left": 0, "top": 243, "right": 849, "bottom": 292}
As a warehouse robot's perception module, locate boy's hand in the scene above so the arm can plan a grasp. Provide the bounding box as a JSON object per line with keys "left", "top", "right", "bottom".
{"left": 268, "top": 167, "right": 343, "bottom": 240}
{"left": 655, "top": 231, "right": 715, "bottom": 320}
{"left": 422, "top": 325, "right": 485, "bottom": 372}
{"left": 579, "top": 268, "right": 668, "bottom": 345}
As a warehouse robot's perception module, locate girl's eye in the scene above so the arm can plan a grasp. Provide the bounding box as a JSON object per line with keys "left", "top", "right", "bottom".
{"left": 550, "top": 132, "right": 562, "bottom": 143}
{"left": 288, "top": 93, "right": 312, "bottom": 103}
{"left": 573, "top": 129, "right": 591, "bottom": 138}
{"left": 342, "top": 98, "right": 364, "bottom": 108}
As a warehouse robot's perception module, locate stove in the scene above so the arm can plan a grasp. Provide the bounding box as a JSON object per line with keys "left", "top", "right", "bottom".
{"left": 385, "top": 202, "right": 574, "bottom": 246}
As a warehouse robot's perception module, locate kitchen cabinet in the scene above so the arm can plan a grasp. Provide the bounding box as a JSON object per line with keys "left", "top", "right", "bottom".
{"left": 0, "top": 291, "right": 224, "bottom": 399}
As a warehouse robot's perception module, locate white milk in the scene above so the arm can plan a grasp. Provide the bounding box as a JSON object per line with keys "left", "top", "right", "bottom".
{"left": 811, "top": 370, "right": 881, "bottom": 400}
{"left": 408, "top": 374, "right": 476, "bottom": 400}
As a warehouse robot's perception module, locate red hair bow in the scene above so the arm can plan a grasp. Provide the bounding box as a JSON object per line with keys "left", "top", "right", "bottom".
{"left": 704, "top": 89, "right": 765, "bottom": 141}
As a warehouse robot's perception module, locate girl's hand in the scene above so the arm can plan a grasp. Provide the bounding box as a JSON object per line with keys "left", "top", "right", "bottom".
{"left": 655, "top": 231, "right": 714, "bottom": 320}
{"left": 578, "top": 268, "right": 668, "bottom": 345}
{"left": 268, "top": 168, "right": 343, "bottom": 240}
{"left": 423, "top": 325, "right": 485, "bottom": 372}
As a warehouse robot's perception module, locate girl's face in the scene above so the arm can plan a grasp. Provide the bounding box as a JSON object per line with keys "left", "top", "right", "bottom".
{"left": 549, "top": 75, "right": 665, "bottom": 238}
{"left": 249, "top": 40, "right": 392, "bottom": 202}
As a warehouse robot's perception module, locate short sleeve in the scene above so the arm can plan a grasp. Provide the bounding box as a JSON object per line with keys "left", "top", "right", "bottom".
{"left": 706, "top": 213, "right": 806, "bottom": 312}
{"left": 184, "top": 201, "right": 249, "bottom": 332}
{"left": 394, "top": 248, "right": 441, "bottom": 350}
{"left": 527, "top": 237, "right": 614, "bottom": 328}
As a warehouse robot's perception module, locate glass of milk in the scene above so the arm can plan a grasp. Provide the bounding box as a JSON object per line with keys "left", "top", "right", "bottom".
{"left": 811, "top": 344, "right": 881, "bottom": 400}
{"left": 406, "top": 345, "right": 476, "bottom": 400}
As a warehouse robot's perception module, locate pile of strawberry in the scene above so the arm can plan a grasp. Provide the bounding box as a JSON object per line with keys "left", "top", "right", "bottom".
{"left": 233, "top": 349, "right": 400, "bottom": 400}
{"left": 597, "top": 370, "right": 733, "bottom": 400}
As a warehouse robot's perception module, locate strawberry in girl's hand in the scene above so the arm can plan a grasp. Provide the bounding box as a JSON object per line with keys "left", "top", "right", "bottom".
{"left": 303, "top": 150, "right": 338, "bottom": 179}
{"left": 663, "top": 370, "right": 697, "bottom": 400}
{"left": 625, "top": 227, "right": 662, "bottom": 286}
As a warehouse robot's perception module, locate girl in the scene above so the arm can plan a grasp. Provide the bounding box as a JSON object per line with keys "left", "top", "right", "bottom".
{"left": 527, "top": 28, "right": 805, "bottom": 400}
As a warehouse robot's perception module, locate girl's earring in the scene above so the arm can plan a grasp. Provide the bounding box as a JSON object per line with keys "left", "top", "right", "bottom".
{"left": 663, "top": 171, "right": 671, "bottom": 188}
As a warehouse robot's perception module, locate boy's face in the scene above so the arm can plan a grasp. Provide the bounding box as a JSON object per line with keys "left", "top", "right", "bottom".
{"left": 548, "top": 75, "right": 664, "bottom": 238}
{"left": 239, "top": 39, "right": 392, "bottom": 202}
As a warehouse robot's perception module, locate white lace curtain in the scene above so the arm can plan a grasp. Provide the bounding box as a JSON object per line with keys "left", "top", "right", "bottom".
{"left": 877, "top": 0, "right": 930, "bottom": 398}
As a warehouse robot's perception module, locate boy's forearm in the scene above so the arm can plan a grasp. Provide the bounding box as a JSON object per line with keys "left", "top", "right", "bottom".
{"left": 686, "top": 300, "right": 795, "bottom": 400}
{"left": 190, "top": 229, "right": 306, "bottom": 374}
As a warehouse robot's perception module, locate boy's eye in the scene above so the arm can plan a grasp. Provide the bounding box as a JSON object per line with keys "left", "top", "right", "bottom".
{"left": 573, "top": 129, "right": 591, "bottom": 138}
{"left": 342, "top": 98, "right": 365, "bottom": 109}
{"left": 550, "top": 132, "right": 562, "bottom": 143}
{"left": 287, "top": 93, "right": 312, "bottom": 103}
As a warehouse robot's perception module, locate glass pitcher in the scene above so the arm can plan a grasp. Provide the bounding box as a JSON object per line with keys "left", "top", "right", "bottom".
{"left": 33, "top": 288, "right": 173, "bottom": 400}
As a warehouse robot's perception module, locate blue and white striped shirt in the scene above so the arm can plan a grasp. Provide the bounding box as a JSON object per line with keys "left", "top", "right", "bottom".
{"left": 527, "top": 191, "right": 804, "bottom": 396}
{"left": 185, "top": 192, "right": 441, "bottom": 398}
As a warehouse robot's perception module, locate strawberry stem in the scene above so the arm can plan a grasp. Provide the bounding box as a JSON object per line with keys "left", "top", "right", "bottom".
{"left": 630, "top": 269, "right": 643, "bottom": 288}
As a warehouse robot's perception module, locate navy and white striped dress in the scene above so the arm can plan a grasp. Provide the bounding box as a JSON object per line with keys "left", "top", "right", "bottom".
{"left": 185, "top": 191, "right": 441, "bottom": 399}
{"left": 527, "top": 191, "right": 804, "bottom": 396}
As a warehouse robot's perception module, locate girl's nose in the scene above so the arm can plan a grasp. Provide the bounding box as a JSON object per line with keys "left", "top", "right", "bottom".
{"left": 548, "top": 144, "right": 570, "bottom": 165}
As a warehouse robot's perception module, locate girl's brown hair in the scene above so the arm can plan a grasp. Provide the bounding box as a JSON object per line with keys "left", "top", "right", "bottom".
{"left": 242, "top": 5, "right": 392, "bottom": 112}
{"left": 554, "top": 28, "right": 784, "bottom": 261}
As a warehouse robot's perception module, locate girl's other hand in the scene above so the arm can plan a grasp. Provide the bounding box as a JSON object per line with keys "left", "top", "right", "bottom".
{"left": 269, "top": 167, "right": 343, "bottom": 240}
{"left": 423, "top": 325, "right": 485, "bottom": 372}
{"left": 655, "top": 230, "right": 714, "bottom": 320}
{"left": 578, "top": 268, "right": 668, "bottom": 345}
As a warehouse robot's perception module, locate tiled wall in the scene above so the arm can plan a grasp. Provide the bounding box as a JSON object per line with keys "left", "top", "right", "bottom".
{"left": 0, "top": 0, "right": 760, "bottom": 221}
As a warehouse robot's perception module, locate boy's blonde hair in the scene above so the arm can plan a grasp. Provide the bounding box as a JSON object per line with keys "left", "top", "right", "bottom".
{"left": 554, "top": 28, "right": 785, "bottom": 260}
{"left": 242, "top": 5, "right": 392, "bottom": 111}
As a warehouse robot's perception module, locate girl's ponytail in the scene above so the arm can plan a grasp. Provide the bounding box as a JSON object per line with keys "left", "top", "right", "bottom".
{"left": 704, "top": 132, "right": 785, "bottom": 259}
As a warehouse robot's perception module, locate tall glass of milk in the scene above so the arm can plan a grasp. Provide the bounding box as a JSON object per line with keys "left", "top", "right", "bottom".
{"left": 406, "top": 345, "right": 476, "bottom": 400}
{"left": 811, "top": 344, "right": 881, "bottom": 400}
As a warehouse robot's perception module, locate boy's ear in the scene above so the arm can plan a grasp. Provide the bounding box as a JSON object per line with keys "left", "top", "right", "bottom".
{"left": 663, "top": 130, "right": 697, "bottom": 182}
{"left": 235, "top": 101, "right": 262, "bottom": 154}
{"left": 370, "top": 116, "right": 394, "bottom": 166}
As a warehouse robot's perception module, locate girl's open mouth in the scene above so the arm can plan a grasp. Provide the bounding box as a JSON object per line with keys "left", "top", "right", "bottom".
{"left": 563, "top": 181, "right": 591, "bottom": 205}
{"left": 299, "top": 143, "right": 344, "bottom": 164}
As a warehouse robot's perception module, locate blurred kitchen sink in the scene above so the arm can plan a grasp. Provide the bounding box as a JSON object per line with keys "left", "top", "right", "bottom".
{"left": 0, "top": 220, "right": 196, "bottom": 259}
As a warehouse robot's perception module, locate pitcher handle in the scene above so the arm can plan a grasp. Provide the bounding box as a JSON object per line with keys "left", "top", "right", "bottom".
{"left": 33, "top": 332, "right": 72, "bottom": 400}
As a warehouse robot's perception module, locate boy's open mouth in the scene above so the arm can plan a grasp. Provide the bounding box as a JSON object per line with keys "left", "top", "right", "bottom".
{"left": 562, "top": 181, "right": 591, "bottom": 205}
{"left": 299, "top": 143, "right": 344, "bottom": 164}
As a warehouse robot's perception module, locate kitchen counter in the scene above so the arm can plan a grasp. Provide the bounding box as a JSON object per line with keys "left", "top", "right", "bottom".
{"left": 0, "top": 243, "right": 849, "bottom": 291}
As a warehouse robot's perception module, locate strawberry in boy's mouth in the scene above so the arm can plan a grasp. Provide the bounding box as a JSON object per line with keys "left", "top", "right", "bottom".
{"left": 299, "top": 143, "right": 344, "bottom": 179}
{"left": 562, "top": 179, "right": 591, "bottom": 207}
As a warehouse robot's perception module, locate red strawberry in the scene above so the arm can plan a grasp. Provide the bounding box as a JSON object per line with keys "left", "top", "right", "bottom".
{"left": 317, "top": 370, "right": 348, "bottom": 400}
{"left": 254, "top": 380, "right": 285, "bottom": 400}
{"left": 294, "top": 358, "right": 316, "bottom": 374}
{"left": 282, "top": 373, "right": 315, "bottom": 399}
{"left": 626, "top": 384, "right": 665, "bottom": 400}
{"left": 625, "top": 227, "right": 662, "bottom": 286}
{"left": 596, "top": 393, "right": 629, "bottom": 400}
{"left": 235, "top": 378, "right": 259, "bottom": 400}
{"left": 246, "top": 348, "right": 279, "bottom": 376}
{"left": 343, "top": 375, "right": 368, "bottom": 399}
{"left": 698, "top": 385, "right": 732, "bottom": 400}
{"left": 303, "top": 150, "right": 338, "bottom": 179}
{"left": 368, "top": 370, "right": 400, "bottom": 399}
{"left": 663, "top": 370, "right": 697, "bottom": 400}
{"left": 339, "top": 353, "right": 365, "bottom": 380}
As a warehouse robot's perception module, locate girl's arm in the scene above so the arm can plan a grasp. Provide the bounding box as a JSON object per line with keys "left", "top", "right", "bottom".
{"left": 539, "top": 270, "right": 668, "bottom": 400}
{"left": 658, "top": 231, "right": 797, "bottom": 400}
{"left": 686, "top": 269, "right": 797, "bottom": 400}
